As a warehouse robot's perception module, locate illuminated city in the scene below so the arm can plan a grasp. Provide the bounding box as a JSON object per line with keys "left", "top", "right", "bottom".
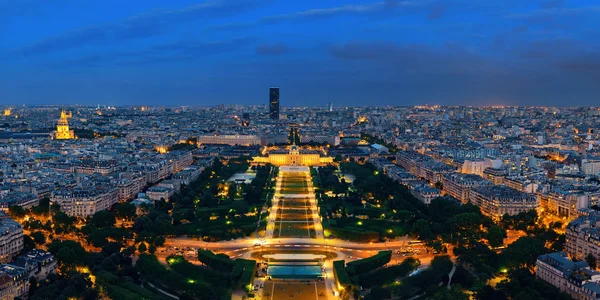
{"left": 2, "top": 1, "right": 600, "bottom": 300}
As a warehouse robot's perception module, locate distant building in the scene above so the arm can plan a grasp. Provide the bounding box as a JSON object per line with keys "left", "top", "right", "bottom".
{"left": 536, "top": 251, "right": 600, "bottom": 300}
{"left": 146, "top": 186, "right": 172, "bottom": 202}
{"left": 74, "top": 159, "right": 118, "bottom": 175}
{"left": 469, "top": 185, "right": 538, "bottom": 220}
{"left": 0, "top": 213, "right": 23, "bottom": 263}
{"left": 482, "top": 168, "right": 506, "bottom": 185}
{"left": 503, "top": 176, "right": 538, "bottom": 193}
{"left": 50, "top": 187, "right": 118, "bottom": 217}
{"left": 0, "top": 192, "right": 39, "bottom": 212}
{"left": 269, "top": 87, "right": 280, "bottom": 120}
{"left": 411, "top": 185, "right": 441, "bottom": 205}
{"left": 8, "top": 249, "right": 56, "bottom": 281}
{"left": 0, "top": 269, "right": 27, "bottom": 300}
{"left": 582, "top": 158, "right": 600, "bottom": 176}
{"left": 54, "top": 110, "right": 75, "bottom": 140}
{"left": 197, "top": 134, "right": 261, "bottom": 146}
{"left": 442, "top": 173, "right": 492, "bottom": 204}
{"left": 117, "top": 172, "right": 146, "bottom": 202}
{"left": 253, "top": 145, "right": 333, "bottom": 166}
{"left": 370, "top": 144, "right": 389, "bottom": 154}
{"left": 540, "top": 189, "right": 600, "bottom": 222}
{"left": 566, "top": 210, "right": 600, "bottom": 261}
{"left": 301, "top": 135, "right": 340, "bottom": 146}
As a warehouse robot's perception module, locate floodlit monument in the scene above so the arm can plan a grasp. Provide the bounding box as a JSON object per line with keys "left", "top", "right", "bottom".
{"left": 253, "top": 145, "right": 333, "bottom": 166}
{"left": 54, "top": 110, "right": 75, "bottom": 140}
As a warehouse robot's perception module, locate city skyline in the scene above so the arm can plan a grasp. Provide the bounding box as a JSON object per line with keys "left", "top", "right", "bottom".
{"left": 1, "top": 0, "right": 600, "bottom": 106}
{"left": 3, "top": 103, "right": 600, "bottom": 299}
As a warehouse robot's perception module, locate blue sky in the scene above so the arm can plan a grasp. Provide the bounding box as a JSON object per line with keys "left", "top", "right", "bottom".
{"left": 1, "top": 0, "right": 599, "bottom": 106}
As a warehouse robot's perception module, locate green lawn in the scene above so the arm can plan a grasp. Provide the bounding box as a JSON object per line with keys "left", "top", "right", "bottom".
{"left": 278, "top": 221, "right": 313, "bottom": 237}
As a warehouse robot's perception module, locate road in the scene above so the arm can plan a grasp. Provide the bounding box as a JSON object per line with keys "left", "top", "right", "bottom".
{"left": 164, "top": 237, "right": 437, "bottom": 266}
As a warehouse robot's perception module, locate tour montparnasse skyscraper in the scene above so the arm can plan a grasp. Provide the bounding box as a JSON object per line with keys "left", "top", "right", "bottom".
{"left": 269, "top": 87, "right": 279, "bottom": 120}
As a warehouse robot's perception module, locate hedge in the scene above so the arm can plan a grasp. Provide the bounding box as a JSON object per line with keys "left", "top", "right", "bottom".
{"left": 196, "top": 207, "right": 230, "bottom": 218}
{"left": 330, "top": 227, "right": 379, "bottom": 242}
{"left": 353, "top": 207, "right": 385, "bottom": 218}
{"left": 347, "top": 251, "right": 392, "bottom": 276}
{"left": 197, "top": 249, "right": 235, "bottom": 272}
{"left": 236, "top": 259, "right": 257, "bottom": 289}
{"left": 358, "top": 257, "right": 420, "bottom": 288}
{"left": 333, "top": 260, "right": 352, "bottom": 287}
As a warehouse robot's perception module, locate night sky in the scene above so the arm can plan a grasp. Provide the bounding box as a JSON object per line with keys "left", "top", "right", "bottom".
{"left": 1, "top": 0, "right": 599, "bottom": 107}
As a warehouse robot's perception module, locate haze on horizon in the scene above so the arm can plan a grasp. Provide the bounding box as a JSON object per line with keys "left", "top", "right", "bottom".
{"left": 1, "top": 0, "right": 599, "bottom": 107}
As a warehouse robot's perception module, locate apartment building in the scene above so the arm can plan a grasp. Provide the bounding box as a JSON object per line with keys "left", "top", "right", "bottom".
{"left": 442, "top": 173, "right": 492, "bottom": 204}
{"left": 469, "top": 185, "right": 539, "bottom": 220}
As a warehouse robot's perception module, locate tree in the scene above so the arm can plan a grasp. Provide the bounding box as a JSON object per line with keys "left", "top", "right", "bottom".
{"left": 476, "top": 286, "right": 506, "bottom": 300}
{"left": 154, "top": 236, "right": 166, "bottom": 247}
{"left": 101, "top": 242, "right": 121, "bottom": 256}
{"left": 340, "top": 285, "right": 360, "bottom": 300}
{"left": 200, "top": 190, "right": 216, "bottom": 207}
{"left": 48, "top": 240, "right": 87, "bottom": 272}
{"left": 430, "top": 255, "right": 454, "bottom": 275}
{"left": 52, "top": 211, "right": 76, "bottom": 233}
{"left": 487, "top": 225, "right": 507, "bottom": 248}
{"left": 23, "top": 235, "right": 35, "bottom": 252}
{"left": 114, "top": 203, "right": 137, "bottom": 221}
{"left": 586, "top": 253, "right": 597, "bottom": 270}
{"left": 502, "top": 236, "right": 545, "bottom": 270}
{"left": 411, "top": 219, "right": 434, "bottom": 241}
{"left": 430, "top": 285, "right": 469, "bottom": 300}
{"left": 8, "top": 205, "right": 27, "bottom": 219}
{"left": 88, "top": 229, "right": 109, "bottom": 248}
{"left": 90, "top": 210, "right": 116, "bottom": 228}
{"left": 32, "top": 197, "right": 50, "bottom": 216}
{"left": 138, "top": 242, "right": 147, "bottom": 253}
{"left": 30, "top": 231, "right": 46, "bottom": 245}
{"left": 366, "top": 287, "right": 391, "bottom": 300}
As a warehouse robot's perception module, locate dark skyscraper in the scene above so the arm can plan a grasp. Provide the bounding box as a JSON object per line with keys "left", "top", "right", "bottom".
{"left": 269, "top": 87, "right": 280, "bottom": 120}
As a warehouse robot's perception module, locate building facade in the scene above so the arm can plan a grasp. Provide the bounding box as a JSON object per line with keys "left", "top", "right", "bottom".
{"left": 536, "top": 251, "right": 600, "bottom": 300}
{"left": 54, "top": 110, "right": 75, "bottom": 140}
{"left": 469, "top": 185, "right": 539, "bottom": 220}
{"left": 269, "top": 87, "right": 280, "bottom": 120}
{"left": 253, "top": 145, "right": 333, "bottom": 166}
{"left": 442, "top": 173, "right": 493, "bottom": 204}
{"left": 50, "top": 187, "right": 119, "bottom": 217}
{"left": 566, "top": 210, "right": 600, "bottom": 261}
{"left": 0, "top": 214, "right": 23, "bottom": 263}
{"left": 197, "top": 135, "right": 261, "bottom": 146}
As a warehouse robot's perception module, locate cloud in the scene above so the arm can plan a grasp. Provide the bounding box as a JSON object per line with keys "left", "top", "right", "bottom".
{"left": 255, "top": 44, "right": 289, "bottom": 55}
{"left": 542, "top": 0, "right": 564, "bottom": 9}
{"left": 49, "top": 37, "right": 257, "bottom": 68}
{"left": 507, "top": 6, "right": 600, "bottom": 20}
{"left": 329, "top": 42, "right": 404, "bottom": 60}
{"left": 516, "top": 38, "right": 582, "bottom": 60}
{"left": 427, "top": 2, "right": 448, "bottom": 20}
{"left": 209, "top": 0, "right": 418, "bottom": 30}
{"left": 16, "top": 0, "right": 264, "bottom": 55}
{"left": 19, "top": 27, "right": 109, "bottom": 55}
{"left": 262, "top": 1, "right": 415, "bottom": 23}
{"left": 328, "top": 41, "right": 489, "bottom": 75}
{"left": 555, "top": 55, "right": 600, "bottom": 75}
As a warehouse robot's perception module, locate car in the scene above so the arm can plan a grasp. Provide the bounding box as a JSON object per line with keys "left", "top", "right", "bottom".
{"left": 254, "top": 242, "right": 261, "bottom": 246}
